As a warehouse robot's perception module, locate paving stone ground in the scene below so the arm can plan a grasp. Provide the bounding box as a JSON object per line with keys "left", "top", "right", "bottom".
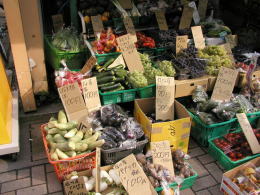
{"left": 0, "top": 110, "right": 225, "bottom": 194}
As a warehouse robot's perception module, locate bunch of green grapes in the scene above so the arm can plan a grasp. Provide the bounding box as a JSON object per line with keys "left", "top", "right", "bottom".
{"left": 157, "top": 60, "right": 176, "bottom": 77}
{"left": 198, "top": 45, "right": 233, "bottom": 75}
{"left": 144, "top": 66, "right": 165, "bottom": 84}
{"left": 128, "top": 71, "right": 148, "bottom": 89}
{"left": 139, "top": 53, "right": 152, "bottom": 68}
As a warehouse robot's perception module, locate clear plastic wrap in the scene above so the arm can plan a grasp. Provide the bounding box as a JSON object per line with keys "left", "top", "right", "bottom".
{"left": 100, "top": 105, "right": 128, "bottom": 127}
{"left": 212, "top": 102, "right": 241, "bottom": 121}
{"left": 120, "top": 117, "right": 144, "bottom": 140}
{"left": 232, "top": 94, "right": 255, "bottom": 113}
{"left": 192, "top": 85, "right": 208, "bottom": 103}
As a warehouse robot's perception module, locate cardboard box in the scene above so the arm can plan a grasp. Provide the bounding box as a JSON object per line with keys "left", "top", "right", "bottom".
{"left": 220, "top": 157, "right": 260, "bottom": 195}
{"left": 134, "top": 98, "right": 191, "bottom": 153}
{"left": 175, "top": 76, "right": 209, "bottom": 98}
{"left": 64, "top": 166, "right": 119, "bottom": 195}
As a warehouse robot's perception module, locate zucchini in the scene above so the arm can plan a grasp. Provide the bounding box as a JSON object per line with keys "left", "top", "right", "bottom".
{"left": 100, "top": 83, "right": 122, "bottom": 91}
{"left": 103, "top": 86, "right": 125, "bottom": 93}
{"left": 107, "top": 64, "right": 124, "bottom": 71}
{"left": 114, "top": 78, "right": 125, "bottom": 83}
{"left": 98, "top": 82, "right": 115, "bottom": 88}
{"left": 95, "top": 71, "right": 114, "bottom": 79}
{"left": 97, "top": 76, "right": 116, "bottom": 84}
{"left": 98, "top": 58, "right": 115, "bottom": 72}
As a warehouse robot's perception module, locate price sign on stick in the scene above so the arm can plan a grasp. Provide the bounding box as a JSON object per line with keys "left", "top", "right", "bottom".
{"left": 211, "top": 67, "right": 238, "bottom": 101}
{"left": 116, "top": 34, "right": 144, "bottom": 72}
{"left": 58, "top": 83, "right": 88, "bottom": 128}
{"left": 64, "top": 177, "right": 87, "bottom": 195}
{"left": 151, "top": 141, "right": 175, "bottom": 176}
{"left": 81, "top": 77, "right": 101, "bottom": 112}
{"left": 176, "top": 35, "right": 188, "bottom": 54}
{"left": 156, "top": 76, "right": 175, "bottom": 121}
{"left": 52, "top": 14, "right": 63, "bottom": 32}
{"left": 155, "top": 10, "right": 168, "bottom": 31}
{"left": 91, "top": 15, "right": 104, "bottom": 36}
{"left": 80, "top": 56, "right": 97, "bottom": 74}
{"left": 198, "top": 0, "right": 208, "bottom": 20}
{"left": 189, "top": 1, "right": 200, "bottom": 25}
{"left": 114, "top": 154, "right": 157, "bottom": 195}
{"left": 236, "top": 113, "right": 260, "bottom": 154}
{"left": 191, "top": 26, "right": 205, "bottom": 49}
{"left": 179, "top": 6, "right": 193, "bottom": 29}
{"left": 123, "top": 17, "right": 137, "bottom": 42}
{"left": 118, "top": 0, "right": 133, "bottom": 9}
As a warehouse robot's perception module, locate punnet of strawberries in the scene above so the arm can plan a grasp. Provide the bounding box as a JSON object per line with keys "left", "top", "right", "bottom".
{"left": 135, "top": 32, "right": 156, "bottom": 48}
{"left": 213, "top": 129, "right": 260, "bottom": 161}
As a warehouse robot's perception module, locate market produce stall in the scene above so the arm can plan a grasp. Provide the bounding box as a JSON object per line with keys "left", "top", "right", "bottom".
{"left": 2, "top": 0, "right": 260, "bottom": 194}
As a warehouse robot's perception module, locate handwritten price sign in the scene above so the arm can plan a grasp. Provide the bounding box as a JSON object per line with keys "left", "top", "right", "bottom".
{"left": 176, "top": 35, "right": 188, "bottom": 54}
{"left": 81, "top": 77, "right": 101, "bottom": 112}
{"left": 117, "top": 34, "right": 143, "bottom": 72}
{"left": 114, "top": 154, "right": 157, "bottom": 195}
{"left": 156, "top": 76, "right": 175, "bottom": 121}
{"left": 151, "top": 141, "right": 175, "bottom": 176}
{"left": 211, "top": 67, "right": 238, "bottom": 101}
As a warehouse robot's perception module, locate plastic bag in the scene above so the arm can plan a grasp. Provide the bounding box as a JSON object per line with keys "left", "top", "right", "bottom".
{"left": 212, "top": 102, "right": 241, "bottom": 121}
{"left": 192, "top": 85, "right": 208, "bottom": 103}
{"left": 232, "top": 94, "right": 255, "bottom": 113}
{"left": 197, "top": 100, "right": 219, "bottom": 112}
{"left": 196, "top": 112, "right": 218, "bottom": 125}
{"left": 100, "top": 104, "right": 128, "bottom": 127}
{"left": 120, "top": 117, "right": 144, "bottom": 140}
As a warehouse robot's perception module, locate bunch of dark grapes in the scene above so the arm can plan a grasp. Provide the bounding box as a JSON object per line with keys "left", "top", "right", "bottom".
{"left": 173, "top": 46, "right": 207, "bottom": 79}
{"left": 147, "top": 29, "right": 177, "bottom": 48}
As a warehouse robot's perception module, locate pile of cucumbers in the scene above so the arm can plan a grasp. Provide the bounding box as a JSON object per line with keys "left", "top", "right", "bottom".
{"left": 94, "top": 58, "right": 129, "bottom": 93}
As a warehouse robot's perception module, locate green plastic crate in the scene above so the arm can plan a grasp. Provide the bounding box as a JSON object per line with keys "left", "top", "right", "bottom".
{"left": 155, "top": 168, "right": 198, "bottom": 192}
{"left": 189, "top": 111, "right": 238, "bottom": 147}
{"left": 190, "top": 111, "right": 260, "bottom": 147}
{"left": 99, "top": 88, "right": 137, "bottom": 105}
{"left": 95, "top": 52, "right": 121, "bottom": 64}
{"left": 208, "top": 113, "right": 260, "bottom": 170}
{"left": 137, "top": 84, "right": 156, "bottom": 98}
{"left": 44, "top": 35, "right": 88, "bottom": 70}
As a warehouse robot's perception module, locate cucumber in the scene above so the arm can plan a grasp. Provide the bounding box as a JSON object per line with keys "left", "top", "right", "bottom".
{"left": 97, "top": 76, "right": 116, "bottom": 84}
{"left": 95, "top": 71, "right": 114, "bottom": 79}
{"left": 98, "top": 81, "right": 115, "bottom": 88}
{"left": 100, "top": 83, "right": 122, "bottom": 91}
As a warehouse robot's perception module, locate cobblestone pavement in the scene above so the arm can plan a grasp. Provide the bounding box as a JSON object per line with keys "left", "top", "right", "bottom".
{"left": 0, "top": 112, "right": 225, "bottom": 195}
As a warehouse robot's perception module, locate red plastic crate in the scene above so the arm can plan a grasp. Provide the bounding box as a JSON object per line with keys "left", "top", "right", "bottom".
{"left": 40, "top": 124, "right": 96, "bottom": 182}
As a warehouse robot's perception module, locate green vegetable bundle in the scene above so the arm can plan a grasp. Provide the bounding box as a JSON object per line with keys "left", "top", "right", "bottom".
{"left": 44, "top": 111, "right": 104, "bottom": 161}
{"left": 52, "top": 27, "right": 84, "bottom": 52}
